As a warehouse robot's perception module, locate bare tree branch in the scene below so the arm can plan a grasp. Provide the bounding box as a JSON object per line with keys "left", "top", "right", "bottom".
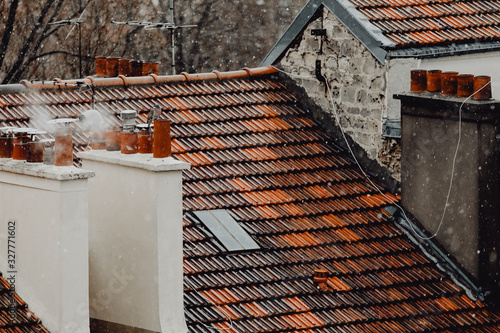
{"left": 0, "top": 0, "right": 20, "bottom": 70}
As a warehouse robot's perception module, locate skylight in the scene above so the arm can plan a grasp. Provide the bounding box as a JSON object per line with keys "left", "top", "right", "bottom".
{"left": 193, "top": 210, "right": 260, "bottom": 252}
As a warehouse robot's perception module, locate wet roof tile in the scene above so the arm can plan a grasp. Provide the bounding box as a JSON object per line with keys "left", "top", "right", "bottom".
{"left": 351, "top": 0, "right": 500, "bottom": 47}
{"left": 2, "top": 67, "right": 500, "bottom": 332}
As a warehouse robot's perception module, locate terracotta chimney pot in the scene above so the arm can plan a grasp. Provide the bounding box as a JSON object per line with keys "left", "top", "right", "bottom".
{"left": 138, "top": 127, "right": 153, "bottom": 154}
{"left": 427, "top": 70, "right": 442, "bottom": 92}
{"left": 105, "top": 130, "right": 121, "bottom": 151}
{"left": 54, "top": 130, "right": 73, "bottom": 166}
{"left": 410, "top": 69, "right": 427, "bottom": 93}
{"left": 26, "top": 141, "right": 44, "bottom": 163}
{"left": 142, "top": 62, "right": 153, "bottom": 76}
{"left": 473, "top": 76, "right": 492, "bottom": 100}
{"left": 153, "top": 120, "right": 171, "bottom": 158}
{"left": 106, "top": 57, "right": 120, "bottom": 77}
{"left": 457, "top": 74, "right": 474, "bottom": 97}
{"left": 12, "top": 132, "right": 29, "bottom": 161}
{"left": 118, "top": 59, "right": 131, "bottom": 77}
{"left": 95, "top": 57, "right": 107, "bottom": 76}
{"left": 131, "top": 60, "right": 143, "bottom": 77}
{"left": 441, "top": 71, "right": 459, "bottom": 96}
{"left": 0, "top": 133, "right": 13, "bottom": 158}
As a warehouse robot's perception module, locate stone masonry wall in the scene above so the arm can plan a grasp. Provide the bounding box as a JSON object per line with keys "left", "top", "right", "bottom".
{"left": 279, "top": 9, "right": 401, "bottom": 182}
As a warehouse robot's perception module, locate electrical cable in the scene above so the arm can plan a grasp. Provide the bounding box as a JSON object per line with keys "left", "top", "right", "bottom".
{"left": 273, "top": 65, "right": 493, "bottom": 241}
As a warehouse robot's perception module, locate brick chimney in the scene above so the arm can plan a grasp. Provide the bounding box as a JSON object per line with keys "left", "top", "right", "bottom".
{"left": 0, "top": 159, "right": 94, "bottom": 332}
{"left": 79, "top": 144, "right": 189, "bottom": 331}
{"left": 395, "top": 90, "right": 500, "bottom": 289}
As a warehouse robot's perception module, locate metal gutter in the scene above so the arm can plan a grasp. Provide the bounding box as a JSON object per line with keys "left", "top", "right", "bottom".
{"left": 387, "top": 41, "right": 500, "bottom": 59}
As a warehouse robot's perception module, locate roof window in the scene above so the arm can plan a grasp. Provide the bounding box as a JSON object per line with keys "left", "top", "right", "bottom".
{"left": 193, "top": 209, "right": 260, "bottom": 252}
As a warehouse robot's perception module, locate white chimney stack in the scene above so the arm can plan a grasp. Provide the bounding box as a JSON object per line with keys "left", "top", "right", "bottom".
{"left": 0, "top": 159, "right": 94, "bottom": 333}
{"left": 79, "top": 150, "right": 189, "bottom": 333}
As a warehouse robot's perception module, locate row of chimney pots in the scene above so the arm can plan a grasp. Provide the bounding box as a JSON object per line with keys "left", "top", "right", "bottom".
{"left": 410, "top": 69, "right": 492, "bottom": 100}
{"left": 0, "top": 112, "right": 172, "bottom": 165}
{"left": 95, "top": 57, "right": 160, "bottom": 77}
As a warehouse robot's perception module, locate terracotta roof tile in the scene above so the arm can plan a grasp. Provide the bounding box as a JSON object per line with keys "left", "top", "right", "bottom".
{"left": 2, "top": 67, "right": 500, "bottom": 332}
{"left": 351, "top": 0, "right": 500, "bottom": 47}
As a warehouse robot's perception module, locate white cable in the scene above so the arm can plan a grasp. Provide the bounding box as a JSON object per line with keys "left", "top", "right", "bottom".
{"left": 273, "top": 65, "right": 492, "bottom": 241}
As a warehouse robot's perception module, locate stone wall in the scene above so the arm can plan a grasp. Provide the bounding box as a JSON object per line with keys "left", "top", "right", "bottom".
{"left": 279, "top": 9, "right": 401, "bottom": 182}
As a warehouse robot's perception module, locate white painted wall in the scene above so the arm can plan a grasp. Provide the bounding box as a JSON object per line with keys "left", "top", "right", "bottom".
{"left": 386, "top": 58, "right": 420, "bottom": 120}
{"left": 0, "top": 160, "right": 94, "bottom": 333}
{"left": 421, "top": 51, "right": 500, "bottom": 100}
{"left": 385, "top": 52, "right": 500, "bottom": 120}
{"left": 79, "top": 151, "right": 189, "bottom": 333}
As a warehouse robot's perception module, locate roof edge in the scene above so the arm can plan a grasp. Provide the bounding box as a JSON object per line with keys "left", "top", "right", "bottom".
{"left": 261, "top": 1, "right": 323, "bottom": 66}
{"left": 9, "top": 66, "right": 278, "bottom": 93}
{"left": 387, "top": 41, "right": 500, "bottom": 59}
{"left": 261, "top": 0, "right": 394, "bottom": 66}
{"left": 386, "top": 206, "right": 487, "bottom": 302}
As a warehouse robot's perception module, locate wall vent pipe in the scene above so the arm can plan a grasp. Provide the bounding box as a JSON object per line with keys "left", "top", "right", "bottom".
{"left": 313, "top": 269, "right": 328, "bottom": 284}
{"left": 153, "top": 120, "right": 171, "bottom": 158}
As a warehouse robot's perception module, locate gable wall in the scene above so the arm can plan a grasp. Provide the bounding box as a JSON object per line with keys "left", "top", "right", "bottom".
{"left": 279, "top": 9, "right": 401, "bottom": 182}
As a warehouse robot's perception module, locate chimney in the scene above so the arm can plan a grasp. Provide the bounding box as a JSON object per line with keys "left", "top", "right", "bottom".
{"left": 396, "top": 71, "right": 500, "bottom": 289}
{"left": 79, "top": 126, "right": 189, "bottom": 332}
{"left": 0, "top": 154, "right": 94, "bottom": 332}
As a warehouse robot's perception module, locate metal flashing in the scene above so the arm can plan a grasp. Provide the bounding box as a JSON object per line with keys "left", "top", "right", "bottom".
{"left": 261, "top": 0, "right": 393, "bottom": 66}
{"left": 193, "top": 209, "right": 260, "bottom": 252}
{"left": 324, "top": 0, "right": 392, "bottom": 63}
{"left": 386, "top": 206, "right": 485, "bottom": 302}
{"left": 261, "top": 1, "right": 323, "bottom": 67}
{"left": 382, "top": 118, "right": 401, "bottom": 138}
{"left": 387, "top": 41, "right": 500, "bottom": 60}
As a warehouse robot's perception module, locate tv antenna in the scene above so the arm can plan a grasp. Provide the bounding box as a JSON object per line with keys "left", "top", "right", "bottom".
{"left": 50, "top": 8, "right": 87, "bottom": 78}
{"left": 112, "top": 0, "right": 196, "bottom": 75}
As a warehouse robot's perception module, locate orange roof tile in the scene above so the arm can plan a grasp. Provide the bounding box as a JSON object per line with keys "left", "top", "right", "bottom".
{"left": 2, "top": 67, "right": 500, "bottom": 332}
{"left": 352, "top": 0, "right": 500, "bottom": 47}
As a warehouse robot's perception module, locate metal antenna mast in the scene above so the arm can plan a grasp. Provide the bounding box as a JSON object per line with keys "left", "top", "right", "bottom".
{"left": 112, "top": 0, "right": 196, "bottom": 75}
{"left": 50, "top": 8, "right": 87, "bottom": 78}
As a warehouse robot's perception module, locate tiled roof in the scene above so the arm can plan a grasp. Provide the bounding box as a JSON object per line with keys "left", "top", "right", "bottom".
{"left": 0, "top": 276, "right": 49, "bottom": 332}
{"left": 2, "top": 68, "right": 500, "bottom": 332}
{"left": 261, "top": 0, "right": 500, "bottom": 66}
{"left": 350, "top": 0, "right": 500, "bottom": 47}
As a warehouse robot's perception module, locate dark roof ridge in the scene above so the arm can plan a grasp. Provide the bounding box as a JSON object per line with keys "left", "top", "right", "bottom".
{"left": 12, "top": 66, "right": 278, "bottom": 92}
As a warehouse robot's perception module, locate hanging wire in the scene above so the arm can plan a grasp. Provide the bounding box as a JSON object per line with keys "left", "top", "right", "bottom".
{"left": 273, "top": 65, "right": 493, "bottom": 241}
